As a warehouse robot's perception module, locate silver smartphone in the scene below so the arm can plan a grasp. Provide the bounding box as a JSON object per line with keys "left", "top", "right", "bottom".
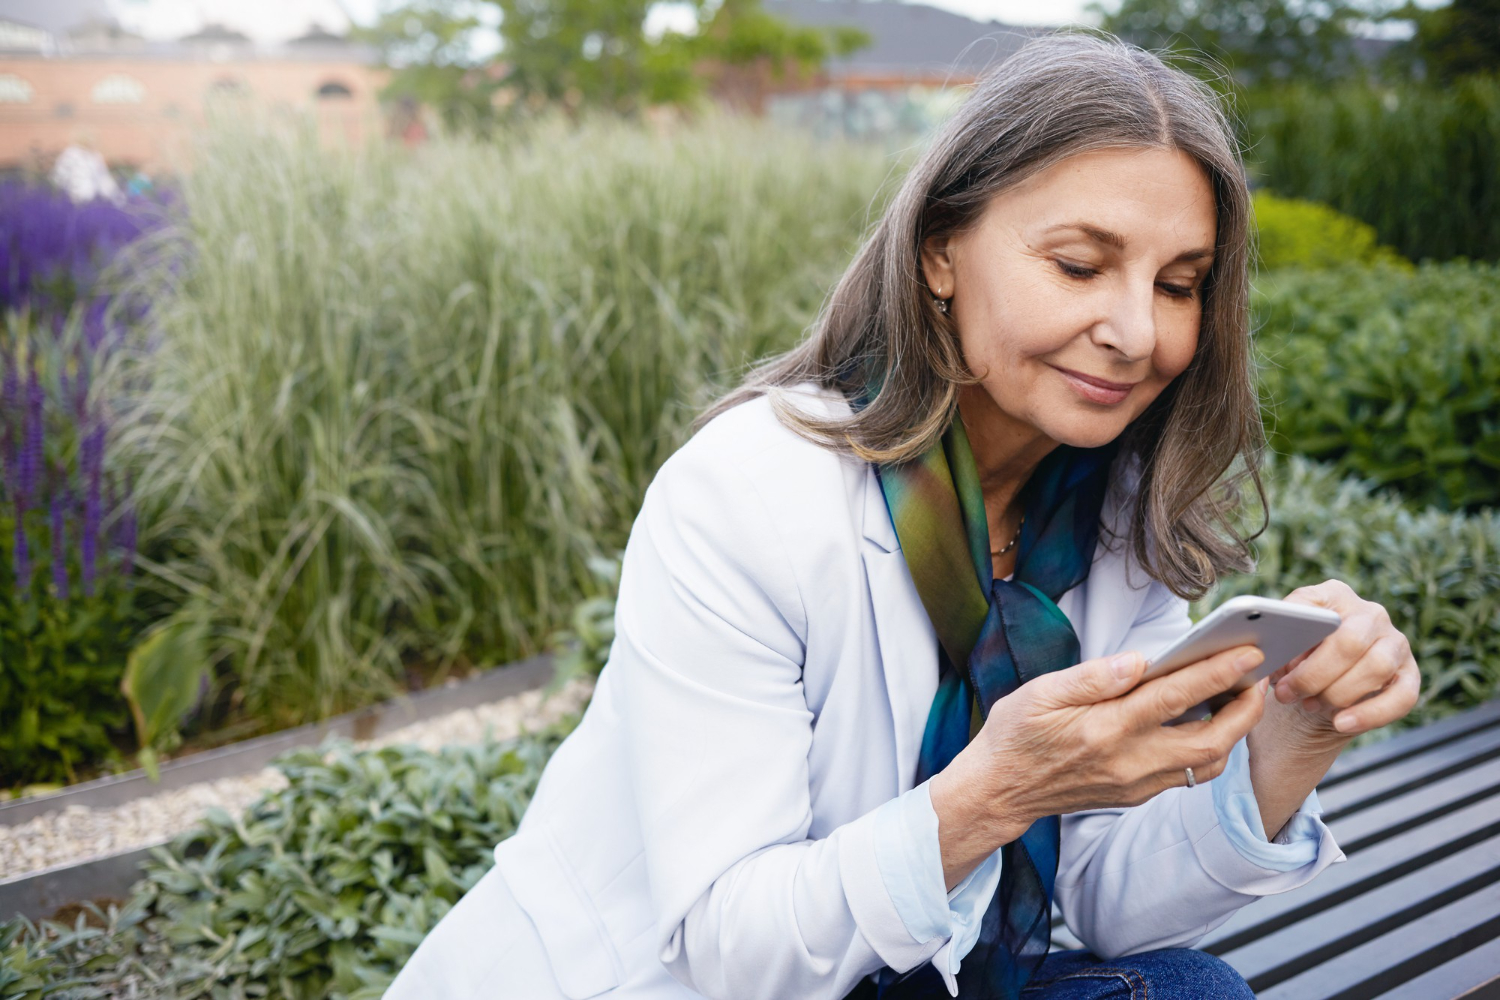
{"left": 1142, "top": 596, "right": 1342, "bottom": 725}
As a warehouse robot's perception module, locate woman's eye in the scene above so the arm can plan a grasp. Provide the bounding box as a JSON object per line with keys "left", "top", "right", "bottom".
{"left": 1055, "top": 260, "right": 1196, "bottom": 299}
{"left": 1055, "top": 260, "right": 1096, "bottom": 279}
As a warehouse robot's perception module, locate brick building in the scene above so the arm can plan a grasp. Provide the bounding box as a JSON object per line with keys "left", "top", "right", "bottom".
{"left": 0, "top": 0, "right": 385, "bottom": 173}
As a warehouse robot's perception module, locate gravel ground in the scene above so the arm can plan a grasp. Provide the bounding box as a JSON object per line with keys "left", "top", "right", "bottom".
{"left": 0, "top": 677, "right": 594, "bottom": 882}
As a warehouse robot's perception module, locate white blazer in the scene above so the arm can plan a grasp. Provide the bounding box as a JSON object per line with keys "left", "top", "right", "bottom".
{"left": 388, "top": 382, "right": 1344, "bottom": 1000}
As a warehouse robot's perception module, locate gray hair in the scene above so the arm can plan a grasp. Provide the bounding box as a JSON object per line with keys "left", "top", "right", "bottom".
{"left": 695, "top": 28, "right": 1264, "bottom": 600}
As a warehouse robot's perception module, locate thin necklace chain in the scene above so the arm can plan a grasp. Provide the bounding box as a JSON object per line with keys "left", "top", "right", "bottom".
{"left": 990, "top": 515, "right": 1025, "bottom": 558}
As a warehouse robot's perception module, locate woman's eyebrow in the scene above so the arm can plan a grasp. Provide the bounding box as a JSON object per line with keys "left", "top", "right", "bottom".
{"left": 1042, "top": 222, "right": 1215, "bottom": 262}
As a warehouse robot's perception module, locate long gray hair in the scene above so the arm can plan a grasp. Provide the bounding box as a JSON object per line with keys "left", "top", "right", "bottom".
{"left": 695, "top": 29, "right": 1264, "bottom": 601}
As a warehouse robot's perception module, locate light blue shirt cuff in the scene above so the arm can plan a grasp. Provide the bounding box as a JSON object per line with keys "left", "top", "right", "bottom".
{"left": 1212, "top": 736, "right": 1326, "bottom": 871}
{"left": 872, "top": 780, "right": 1001, "bottom": 988}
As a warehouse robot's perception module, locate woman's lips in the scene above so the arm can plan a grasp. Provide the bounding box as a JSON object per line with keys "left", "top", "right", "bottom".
{"left": 1052, "top": 366, "right": 1141, "bottom": 405}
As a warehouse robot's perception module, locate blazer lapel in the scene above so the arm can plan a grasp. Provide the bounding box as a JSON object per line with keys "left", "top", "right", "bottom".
{"left": 859, "top": 463, "right": 940, "bottom": 793}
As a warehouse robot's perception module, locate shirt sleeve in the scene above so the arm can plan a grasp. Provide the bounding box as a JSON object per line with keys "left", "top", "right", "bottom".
{"left": 1212, "top": 735, "right": 1328, "bottom": 870}
{"left": 872, "top": 781, "right": 1002, "bottom": 997}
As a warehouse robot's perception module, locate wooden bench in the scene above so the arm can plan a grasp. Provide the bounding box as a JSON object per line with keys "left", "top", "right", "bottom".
{"left": 1050, "top": 698, "right": 1500, "bottom": 999}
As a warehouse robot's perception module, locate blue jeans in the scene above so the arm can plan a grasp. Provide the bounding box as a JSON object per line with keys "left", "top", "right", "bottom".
{"left": 1021, "top": 948, "right": 1254, "bottom": 999}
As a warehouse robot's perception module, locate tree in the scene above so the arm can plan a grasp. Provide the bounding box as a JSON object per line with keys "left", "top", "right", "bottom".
{"left": 1376, "top": 0, "right": 1500, "bottom": 83}
{"left": 646, "top": 0, "right": 871, "bottom": 107}
{"left": 352, "top": 1, "right": 500, "bottom": 126}
{"left": 1088, "top": 0, "right": 1377, "bottom": 86}
{"left": 359, "top": 0, "right": 871, "bottom": 122}
{"left": 494, "top": 0, "right": 653, "bottom": 111}
{"left": 494, "top": 0, "right": 870, "bottom": 114}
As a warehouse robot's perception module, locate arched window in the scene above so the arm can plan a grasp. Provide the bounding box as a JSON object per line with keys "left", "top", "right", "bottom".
{"left": 0, "top": 74, "right": 32, "bottom": 103}
{"left": 91, "top": 74, "right": 146, "bottom": 104}
{"left": 315, "top": 80, "right": 353, "bottom": 99}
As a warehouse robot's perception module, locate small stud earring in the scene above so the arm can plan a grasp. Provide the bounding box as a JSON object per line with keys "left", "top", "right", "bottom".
{"left": 934, "top": 295, "right": 949, "bottom": 315}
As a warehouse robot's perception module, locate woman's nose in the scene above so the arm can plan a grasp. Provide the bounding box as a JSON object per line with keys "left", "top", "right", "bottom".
{"left": 1094, "top": 279, "right": 1158, "bottom": 361}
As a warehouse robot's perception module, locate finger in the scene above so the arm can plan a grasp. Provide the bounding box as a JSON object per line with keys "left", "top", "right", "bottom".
{"left": 1316, "top": 633, "right": 1408, "bottom": 711}
{"left": 1330, "top": 660, "right": 1422, "bottom": 736}
{"left": 1283, "top": 579, "right": 1361, "bottom": 613}
{"left": 1270, "top": 651, "right": 1310, "bottom": 687}
{"left": 1159, "top": 677, "right": 1267, "bottom": 770}
{"left": 1036, "top": 651, "right": 1146, "bottom": 708}
{"left": 1275, "top": 607, "right": 1385, "bottom": 704}
{"left": 1119, "top": 645, "right": 1264, "bottom": 730}
{"left": 1147, "top": 747, "right": 1235, "bottom": 798}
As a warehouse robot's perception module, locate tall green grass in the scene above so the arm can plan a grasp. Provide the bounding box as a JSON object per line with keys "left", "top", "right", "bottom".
{"left": 121, "top": 114, "right": 894, "bottom": 728}
{"left": 1246, "top": 77, "right": 1500, "bottom": 263}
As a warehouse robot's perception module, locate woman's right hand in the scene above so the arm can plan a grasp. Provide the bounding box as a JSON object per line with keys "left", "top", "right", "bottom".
{"left": 928, "top": 646, "right": 1269, "bottom": 890}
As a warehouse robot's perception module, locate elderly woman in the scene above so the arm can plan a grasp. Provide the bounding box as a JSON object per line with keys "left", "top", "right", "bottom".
{"left": 386, "top": 31, "right": 1420, "bottom": 1000}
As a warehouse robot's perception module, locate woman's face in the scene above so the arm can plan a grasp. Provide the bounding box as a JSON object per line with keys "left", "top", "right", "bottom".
{"left": 920, "top": 146, "right": 1218, "bottom": 452}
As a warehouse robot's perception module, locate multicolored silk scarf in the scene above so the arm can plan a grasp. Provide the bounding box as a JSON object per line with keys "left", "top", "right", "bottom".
{"left": 845, "top": 383, "right": 1116, "bottom": 1000}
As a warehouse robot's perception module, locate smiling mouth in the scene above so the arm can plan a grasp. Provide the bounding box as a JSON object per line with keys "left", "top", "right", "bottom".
{"left": 1051, "top": 366, "right": 1142, "bottom": 405}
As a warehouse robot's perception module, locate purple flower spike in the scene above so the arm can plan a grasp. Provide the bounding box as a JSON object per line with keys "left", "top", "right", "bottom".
{"left": 1, "top": 344, "right": 15, "bottom": 414}
{"left": 50, "top": 487, "right": 68, "bottom": 601}
{"left": 18, "top": 361, "right": 42, "bottom": 513}
{"left": 80, "top": 424, "right": 104, "bottom": 598}
{"left": 13, "top": 516, "right": 28, "bottom": 593}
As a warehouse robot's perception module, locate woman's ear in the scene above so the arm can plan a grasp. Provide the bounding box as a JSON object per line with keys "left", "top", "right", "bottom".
{"left": 919, "top": 234, "right": 957, "bottom": 298}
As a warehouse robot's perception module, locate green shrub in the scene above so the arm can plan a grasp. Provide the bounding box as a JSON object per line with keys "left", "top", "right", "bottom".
{"left": 1246, "top": 77, "right": 1500, "bottom": 262}
{"left": 1200, "top": 458, "right": 1500, "bottom": 740}
{"left": 1253, "top": 260, "right": 1500, "bottom": 510}
{"left": 0, "top": 727, "right": 568, "bottom": 999}
{"left": 120, "top": 112, "right": 892, "bottom": 729}
{"left": 1251, "top": 190, "right": 1408, "bottom": 272}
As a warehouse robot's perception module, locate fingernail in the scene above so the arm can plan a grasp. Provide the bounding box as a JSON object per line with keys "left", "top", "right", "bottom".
{"left": 1334, "top": 714, "right": 1355, "bottom": 733}
{"left": 1258, "top": 677, "right": 1271, "bottom": 694}
{"left": 1235, "top": 649, "right": 1263, "bottom": 671}
{"left": 1276, "top": 680, "right": 1295, "bottom": 703}
{"left": 1111, "top": 653, "right": 1137, "bottom": 679}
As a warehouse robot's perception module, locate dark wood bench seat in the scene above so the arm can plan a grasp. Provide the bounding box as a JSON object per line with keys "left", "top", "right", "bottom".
{"left": 1049, "top": 698, "right": 1500, "bottom": 999}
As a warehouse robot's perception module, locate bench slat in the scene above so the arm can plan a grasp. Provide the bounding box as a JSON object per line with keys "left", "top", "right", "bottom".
{"left": 1254, "top": 878, "right": 1500, "bottom": 1000}
{"left": 1317, "top": 723, "right": 1500, "bottom": 819}
{"left": 1200, "top": 795, "right": 1500, "bottom": 950}
{"left": 1368, "top": 935, "right": 1500, "bottom": 1000}
{"left": 1322, "top": 764, "right": 1500, "bottom": 853}
{"left": 1322, "top": 700, "right": 1500, "bottom": 787}
{"left": 1219, "top": 834, "right": 1500, "bottom": 981}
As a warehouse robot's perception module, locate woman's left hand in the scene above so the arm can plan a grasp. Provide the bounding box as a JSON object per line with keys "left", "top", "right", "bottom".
{"left": 1268, "top": 580, "right": 1422, "bottom": 748}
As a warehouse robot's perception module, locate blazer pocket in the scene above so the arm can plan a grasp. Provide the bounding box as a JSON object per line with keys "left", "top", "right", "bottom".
{"left": 493, "top": 824, "right": 626, "bottom": 998}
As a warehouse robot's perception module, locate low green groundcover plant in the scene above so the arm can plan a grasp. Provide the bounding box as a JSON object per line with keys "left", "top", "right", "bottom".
{"left": 1253, "top": 260, "right": 1500, "bottom": 511}
{"left": 0, "top": 727, "right": 567, "bottom": 1000}
{"left": 1200, "top": 457, "right": 1500, "bottom": 736}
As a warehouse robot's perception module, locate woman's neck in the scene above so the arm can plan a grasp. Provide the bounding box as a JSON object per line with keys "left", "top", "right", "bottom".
{"left": 956, "top": 384, "right": 1060, "bottom": 550}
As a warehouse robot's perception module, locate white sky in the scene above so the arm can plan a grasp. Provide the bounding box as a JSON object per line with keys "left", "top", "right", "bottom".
{"left": 102, "top": 0, "right": 1432, "bottom": 48}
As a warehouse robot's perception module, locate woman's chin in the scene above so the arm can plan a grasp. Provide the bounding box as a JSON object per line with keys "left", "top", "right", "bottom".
{"left": 1041, "top": 417, "right": 1133, "bottom": 451}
